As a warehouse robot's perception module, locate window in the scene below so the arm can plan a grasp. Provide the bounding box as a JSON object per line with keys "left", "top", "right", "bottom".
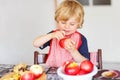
{"left": 93, "top": 0, "right": 111, "bottom": 5}
{"left": 77, "top": 0, "right": 89, "bottom": 6}
{"left": 77, "top": 0, "right": 111, "bottom": 6}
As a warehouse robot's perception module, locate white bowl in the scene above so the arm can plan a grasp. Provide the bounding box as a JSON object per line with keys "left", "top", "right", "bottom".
{"left": 57, "top": 65, "right": 98, "bottom": 80}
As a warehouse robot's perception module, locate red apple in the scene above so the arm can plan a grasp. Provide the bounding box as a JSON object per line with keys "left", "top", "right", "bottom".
{"left": 62, "top": 61, "right": 72, "bottom": 70}
{"left": 64, "top": 62, "right": 80, "bottom": 75}
{"left": 80, "top": 60, "right": 94, "bottom": 73}
{"left": 59, "top": 38, "right": 69, "bottom": 48}
{"left": 62, "top": 61, "right": 71, "bottom": 67}
{"left": 21, "top": 71, "right": 35, "bottom": 80}
{"left": 77, "top": 69, "right": 88, "bottom": 75}
{"left": 30, "top": 65, "right": 44, "bottom": 79}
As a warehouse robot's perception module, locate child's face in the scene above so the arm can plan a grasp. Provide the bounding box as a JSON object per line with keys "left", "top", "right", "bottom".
{"left": 57, "top": 17, "right": 79, "bottom": 36}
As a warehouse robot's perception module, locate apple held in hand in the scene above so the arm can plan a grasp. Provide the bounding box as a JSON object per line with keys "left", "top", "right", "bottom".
{"left": 21, "top": 71, "right": 35, "bottom": 80}
{"left": 79, "top": 60, "right": 94, "bottom": 73}
{"left": 64, "top": 62, "right": 80, "bottom": 75}
{"left": 59, "top": 38, "right": 69, "bottom": 48}
{"left": 30, "top": 65, "right": 44, "bottom": 79}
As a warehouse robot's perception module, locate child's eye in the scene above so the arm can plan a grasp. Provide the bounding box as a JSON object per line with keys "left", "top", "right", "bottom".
{"left": 61, "top": 21, "right": 66, "bottom": 24}
{"left": 70, "top": 23, "right": 75, "bottom": 26}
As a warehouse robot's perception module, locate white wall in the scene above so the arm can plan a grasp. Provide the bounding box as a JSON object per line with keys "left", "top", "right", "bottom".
{"left": 82, "top": 0, "right": 120, "bottom": 63}
{"left": 0, "top": 0, "right": 120, "bottom": 65}
{"left": 0, "top": 0, "right": 55, "bottom": 65}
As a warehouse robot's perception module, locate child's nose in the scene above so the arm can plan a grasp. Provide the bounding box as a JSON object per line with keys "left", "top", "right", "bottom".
{"left": 64, "top": 24, "right": 69, "bottom": 28}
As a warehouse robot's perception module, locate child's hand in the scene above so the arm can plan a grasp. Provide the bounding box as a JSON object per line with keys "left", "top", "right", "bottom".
{"left": 64, "top": 39, "right": 77, "bottom": 52}
{"left": 52, "top": 30, "right": 65, "bottom": 40}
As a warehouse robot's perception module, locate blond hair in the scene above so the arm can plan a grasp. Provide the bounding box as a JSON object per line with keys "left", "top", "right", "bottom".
{"left": 55, "top": 0, "right": 84, "bottom": 27}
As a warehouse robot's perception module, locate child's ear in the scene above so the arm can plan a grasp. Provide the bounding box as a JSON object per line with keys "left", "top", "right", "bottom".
{"left": 80, "top": 18, "right": 84, "bottom": 26}
{"left": 77, "top": 23, "right": 82, "bottom": 28}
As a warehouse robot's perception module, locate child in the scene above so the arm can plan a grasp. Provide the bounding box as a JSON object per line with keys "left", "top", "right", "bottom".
{"left": 33, "top": 0, "right": 90, "bottom": 67}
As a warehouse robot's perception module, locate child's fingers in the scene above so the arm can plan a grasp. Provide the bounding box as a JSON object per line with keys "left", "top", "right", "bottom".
{"left": 55, "top": 30, "right": 65, "bottom": 40}
{"left": 66, "top": 39, "right": 76, "bottom": 49}
{"left": 71, "top": 39, "right": 76, "bottom": 45}
{"left": 60, "top": 30, "right": 66, "bottom": 36}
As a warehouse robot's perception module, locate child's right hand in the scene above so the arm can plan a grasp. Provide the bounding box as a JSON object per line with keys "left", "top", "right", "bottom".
{"left": 51, "top": 30, "right": 65, "bottom": 40}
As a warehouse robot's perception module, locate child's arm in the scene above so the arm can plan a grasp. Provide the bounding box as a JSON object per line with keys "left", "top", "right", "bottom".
{"left": 70, "top": 49, "right": 88, "bottom": 62}
{"left": 33, "top": 30, "right": 65, "bottom": 48}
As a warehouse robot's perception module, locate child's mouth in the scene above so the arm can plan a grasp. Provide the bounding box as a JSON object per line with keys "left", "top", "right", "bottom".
{"left": 64, "top": 30, "right": 70, "bottom": 33}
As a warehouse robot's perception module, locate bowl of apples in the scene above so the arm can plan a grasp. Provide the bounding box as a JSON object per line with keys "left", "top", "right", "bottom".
{"left": 57, "top": 60, "right": 98, "bottom": 80}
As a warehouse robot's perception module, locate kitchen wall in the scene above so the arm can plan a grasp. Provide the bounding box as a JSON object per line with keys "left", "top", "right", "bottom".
{"left": 0, "top": 0, "right": 55, "bottom": 64}
{"left": 0, "top": 0, "right": 120, "bottom": 65}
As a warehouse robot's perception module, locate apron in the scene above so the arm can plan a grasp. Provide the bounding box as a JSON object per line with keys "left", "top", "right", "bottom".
{"left": 45, "top": 31, "right": 82, "bottom": 67}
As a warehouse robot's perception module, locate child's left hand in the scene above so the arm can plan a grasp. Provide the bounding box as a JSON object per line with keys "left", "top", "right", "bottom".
{"left": 64, "top": 39, "right": 77, "bottom": 52}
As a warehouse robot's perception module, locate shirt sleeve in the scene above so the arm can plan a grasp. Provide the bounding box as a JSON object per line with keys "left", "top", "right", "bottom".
{"left": 39, "top": 40, "right": 51, "bottom": 49}
{"left": 39, "top": 31, "right": 53, "bottom": 49}
{"left": 78, "top": 34, "right": 90, "bottom": 60}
